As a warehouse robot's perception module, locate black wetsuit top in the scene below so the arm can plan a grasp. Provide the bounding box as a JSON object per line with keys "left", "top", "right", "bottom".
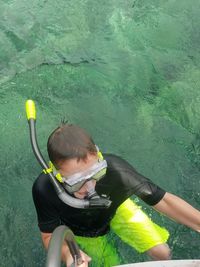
{"left": 32, "top": 154, "right": 166, "bottom": 237}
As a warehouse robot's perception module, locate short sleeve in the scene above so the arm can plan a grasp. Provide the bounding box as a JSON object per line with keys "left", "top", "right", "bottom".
{"left": 105, "top": 154, "right": 166, "bottom": 206}
{"left": 32, "top": 174, "right": 61, "bottom": 233}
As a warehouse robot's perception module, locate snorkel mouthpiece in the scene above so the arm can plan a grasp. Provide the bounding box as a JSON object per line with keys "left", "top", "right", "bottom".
{"left": 89, "top": 195, "right": 112, "bottom": 208}
{"left": 85, "top": 181, "right": 111, "bottom": 208}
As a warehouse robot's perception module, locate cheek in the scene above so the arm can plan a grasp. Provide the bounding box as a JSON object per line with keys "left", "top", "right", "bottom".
{"left": 74, "top": 180, "right": 97, "bottom": 195}
{"left": 77, "top": 185, "right": 87, "bottom": 193}
{"left": 73, "top": 184, "right": 88, "bottom": 199}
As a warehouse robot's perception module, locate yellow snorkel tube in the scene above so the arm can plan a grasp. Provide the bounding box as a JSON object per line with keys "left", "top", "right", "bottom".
{"left": 25, "top": 100, "right": 64, "bottom": 195}
{"left": 25, "top": 100, "right": 111, "bottom": 209}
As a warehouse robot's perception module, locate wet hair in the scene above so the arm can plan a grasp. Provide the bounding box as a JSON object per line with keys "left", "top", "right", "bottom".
{"left": 47, "top": 123, "right": 97, "bottom": 168}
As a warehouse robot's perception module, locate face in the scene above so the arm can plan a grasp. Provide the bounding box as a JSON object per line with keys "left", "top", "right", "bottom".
{"left": 59, "top": 153, "right": 98, "bottom": 199}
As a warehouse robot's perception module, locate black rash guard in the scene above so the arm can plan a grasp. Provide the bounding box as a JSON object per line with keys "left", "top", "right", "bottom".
{"left": 32, "top": 154, "right": 166, "bottom": 236}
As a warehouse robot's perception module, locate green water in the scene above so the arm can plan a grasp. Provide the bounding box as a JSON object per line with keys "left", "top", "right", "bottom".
{"left": 0, "top": 0, "right": 200, "bottom": 266}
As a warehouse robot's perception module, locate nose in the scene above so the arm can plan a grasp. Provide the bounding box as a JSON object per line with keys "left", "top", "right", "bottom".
{"left": 84, "top": 180, "right": 96, "bottom": 192}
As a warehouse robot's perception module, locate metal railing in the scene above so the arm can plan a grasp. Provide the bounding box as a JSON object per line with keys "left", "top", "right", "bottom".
{"left": 45, "top": 227, "right": 200, "bottom": 267}
{"left": 45, "top": 225, "right": 82, "bottom": 267}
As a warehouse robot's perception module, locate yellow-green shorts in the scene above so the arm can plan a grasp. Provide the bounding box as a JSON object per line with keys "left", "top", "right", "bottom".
{"left": 75, "top": 198, "right": 169, "bottom": 267}
{"left": 110, "top": 198, "right": 169, "bottom": 253}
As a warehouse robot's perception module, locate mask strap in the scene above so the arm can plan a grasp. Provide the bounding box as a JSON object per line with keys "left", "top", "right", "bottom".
{"left": 95, "top": 145, "right": 104, "bottom": 160}
{"left": 44, "top": 145, "right": 104, "bottom": 183}
{"left": 43, "top": 161, "right": 64, "bottom": 183}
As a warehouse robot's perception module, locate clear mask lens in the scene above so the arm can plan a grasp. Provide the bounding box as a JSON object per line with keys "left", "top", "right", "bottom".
{"left": 63, "top": 160, "right": 107, "bottom": 193}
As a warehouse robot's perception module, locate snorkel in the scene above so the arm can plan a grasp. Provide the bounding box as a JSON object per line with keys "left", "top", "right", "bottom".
{"left": 25, "top": 100, "right": 111, "bottom": 209}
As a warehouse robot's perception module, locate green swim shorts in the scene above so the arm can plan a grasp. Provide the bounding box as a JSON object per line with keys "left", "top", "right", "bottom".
{"left": 75, "top": 198, "right": 169, "bottom": 267}
{"left": 110, "top": 198, "right": 169, "bottom": 253}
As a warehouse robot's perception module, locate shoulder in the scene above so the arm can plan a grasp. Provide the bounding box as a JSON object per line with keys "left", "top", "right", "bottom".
{"left": 103, "top": 153, "right": 138, "bottom": 173}
{"left": 32, "top": 172, "right": 56, "bottom": 201}
{"left": 103, "top": 153, "right": 166, "bottom": 205}
{"left": 32, "top": 172, "right": 49, "bottom": 193}
{"left": 101, "top": 153, "right": 139, "bottom": 189}
{"left": 102, "top": 153, "right": 154, "bottom": 188}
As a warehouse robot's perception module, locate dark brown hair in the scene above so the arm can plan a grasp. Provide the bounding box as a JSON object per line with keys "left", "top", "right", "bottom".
{"left": 47, "top": 123, "right": 97, "bottom": 168}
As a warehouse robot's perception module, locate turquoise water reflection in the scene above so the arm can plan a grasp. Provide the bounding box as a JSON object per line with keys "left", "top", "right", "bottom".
{"left": 0, "top": 0, "right": 200, "bottom": 266}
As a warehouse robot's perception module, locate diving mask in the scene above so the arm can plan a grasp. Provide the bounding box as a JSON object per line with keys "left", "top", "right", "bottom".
{"left": 52, "top": 159, "right": 107, "bottom": 193}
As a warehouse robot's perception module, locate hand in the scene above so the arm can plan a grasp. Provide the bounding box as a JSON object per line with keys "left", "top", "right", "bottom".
{"left": 66, "top": 249, "right": 91, "bottom": 267}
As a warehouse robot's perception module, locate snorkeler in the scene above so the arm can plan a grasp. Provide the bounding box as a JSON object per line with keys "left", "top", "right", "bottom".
{"left": 26, "top": 100, "right": 200, "bottom": 267}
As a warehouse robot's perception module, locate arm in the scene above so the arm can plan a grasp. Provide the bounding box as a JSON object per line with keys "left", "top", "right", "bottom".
{"left": 41, "top": 232, "right": 91, "bottom": 267}
{"left": 153, "top": 192, "right": 200, "bottom": 232}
